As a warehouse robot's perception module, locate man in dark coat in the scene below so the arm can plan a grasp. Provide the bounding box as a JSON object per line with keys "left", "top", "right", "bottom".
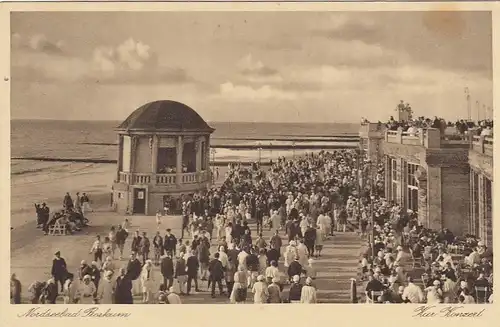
{"left": 186, "top": 252, "right": 200, "bottom": 295}
{"left": 208, "top": 252, "right": 225, "bottom": 298}
{"left": 115, "top": 268, "right": 133, "bottom": 304}
{"left": 89, "top": 262, "right": 101, "bottom": 292}
{"left": 163, "top": 229, "right": 177, "bottom": 256}
{"left": 115, "top": 225, "right": 129, "bottom": 260}
{"left": 44, "top": 279, "right": 59, "bottom": 304}
{"left": 51, "top": 251, "right": 67, "bottom": 292}
{"left": 287, "top": 257, "right": 304, "bottom": 281}
{"left": 139, "top": 232, "right": 150, "bottom": 264}
{"left": 10, "top": 273, "right": 21, "bottom": 304}
{"left": 160, "top": 253, "right": 174, "bottom": 290}
{"left": 126, "top": 253, "right": 142, "bottom": 296}
{"left": 131, "top": 231, "right": 142, "bottom": 254}
{"left": 303, "top": 225, "right": 317, "bottom": 257}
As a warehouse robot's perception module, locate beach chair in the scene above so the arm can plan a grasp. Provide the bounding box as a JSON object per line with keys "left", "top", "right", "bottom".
{"left": 409, "top": 248, "right": 423, "bottom": 269}
{"left": 367, "top": 291, "right": 384, "bottom": 304}
{"left": 48, "top": 220, "right": 68, "bottom": 236}
{"left": 474, "top": 286, "right": 489, "bottom": 304}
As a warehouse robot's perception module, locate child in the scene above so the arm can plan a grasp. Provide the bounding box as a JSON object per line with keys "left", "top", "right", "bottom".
{"left": 156, "top": 210, "right": 162, "bottom": 229}
{"left": 306, "top": 258, "right": 317, "bottom": 280}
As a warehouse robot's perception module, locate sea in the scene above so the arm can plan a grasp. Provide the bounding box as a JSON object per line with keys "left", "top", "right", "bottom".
{"left": 11, "top": 120, "right": 359, "bottom": 175}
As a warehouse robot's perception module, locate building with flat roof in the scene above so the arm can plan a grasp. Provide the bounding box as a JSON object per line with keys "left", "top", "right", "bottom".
{"left": 112, "top": 100, "right": 215, "bottom": 215}
{"left": 359, "top": 123, "right": 493, "bottom": 244}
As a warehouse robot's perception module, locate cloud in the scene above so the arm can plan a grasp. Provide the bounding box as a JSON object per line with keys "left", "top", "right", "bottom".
{"left": 11, "top": 37, "right": 195, "bottom": 85}
{"left": 12, "top": 33, "right": 65, "bottom": 55}
{"left": 238, "top": 54, "right": 278, "bottom": 77}
{"left": 215, "top": 82, "right": 297, "bottom": 101}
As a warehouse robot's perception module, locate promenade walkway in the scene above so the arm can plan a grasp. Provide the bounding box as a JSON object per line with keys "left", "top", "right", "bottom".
{"left": 11, "top": 208, "right": 363, "bottom": 304}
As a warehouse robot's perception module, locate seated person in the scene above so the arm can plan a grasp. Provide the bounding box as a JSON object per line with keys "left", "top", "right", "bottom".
{"left": 365, "top": 274, "right": 386, "bottom": 302}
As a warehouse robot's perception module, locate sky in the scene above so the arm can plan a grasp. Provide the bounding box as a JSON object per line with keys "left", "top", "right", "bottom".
{"left": 10, "top": 11, "right": 493, "bottom": 123}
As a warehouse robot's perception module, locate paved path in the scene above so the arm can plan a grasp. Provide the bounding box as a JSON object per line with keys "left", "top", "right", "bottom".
{"left": 11, "top": 207, "right": 363, "bottom": 304}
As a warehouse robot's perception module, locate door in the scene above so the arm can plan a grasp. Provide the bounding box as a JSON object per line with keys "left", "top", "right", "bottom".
{"left": 133, "top": 188, "right": 146, "bottom": 214}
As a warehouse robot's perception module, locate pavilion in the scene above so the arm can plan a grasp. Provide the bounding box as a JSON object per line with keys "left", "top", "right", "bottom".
{"left": 112, "top": 100, "right": 215, "bottom": 215}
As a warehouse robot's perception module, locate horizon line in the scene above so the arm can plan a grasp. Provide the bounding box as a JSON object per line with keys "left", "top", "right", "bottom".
{"left": 10, "top": 118, "right": 361, "bottom": 124}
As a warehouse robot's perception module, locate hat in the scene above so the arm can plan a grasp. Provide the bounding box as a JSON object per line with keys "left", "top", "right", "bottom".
{"left": 308, "top": 258, "right": 314, "bottom": 264}
{"left": 478, "top": 241, "right": 485, "bottom": 247}
{"left": 292, "top": 275, "right": 300, "bottom": 283}
{"left": 433, "top": 280, "right": 440, "bottom": 286}
{"left": 289, "top": 241, "right": 296, "bottom": 246}
{"left": 55, "top": 251, "right": 61, "bottom": 256}
{"left": 305, "top": 277, "right": 313, "bottom": 285}
{"left": 81, "top": 260, "right": 86, "bottom": 265}
{"left": 396, "top": 246, "right": 403, "bottom": 251}
{"left": 91, "top": 261, "right": 98, "bottom": 266}
{"left": 158, "top": 294, "right": 167, "bottom": 303}
{"left": 460, "top": 281, "right": 468, "bottom": 288}
{"left": 105, "top": 270, "right": 113, "bottom": 278}
{"left": 272, "top": 277, "right": 280, "bottom": 283}
{"left": 257, "top": 275, "right": 265, "bottom": 282}
{"left": 83, "top": 275, "right": 91, "bottom": 280}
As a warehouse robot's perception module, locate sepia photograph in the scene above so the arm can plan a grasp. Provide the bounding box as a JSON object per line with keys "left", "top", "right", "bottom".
{"left": 9, "top": 9, "right": 493, "bottom": 306}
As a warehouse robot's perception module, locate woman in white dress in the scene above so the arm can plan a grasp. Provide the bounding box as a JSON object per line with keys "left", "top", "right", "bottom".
{"left": 96, "top": 270, "right": 115, "bottom": 304}
{"left": 284, "top": 241, "right": 298, "bottom": 268}
{"left": 425, "top": 280, "right": 443, "bottom": 304}
{"left": 78, "top": 275, "right": 96, "bottom": 304}
{"left": 141, "top": 260, "right": 155, "bottom": 303}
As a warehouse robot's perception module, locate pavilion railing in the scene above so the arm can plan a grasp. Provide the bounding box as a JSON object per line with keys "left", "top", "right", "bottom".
{"left": 118, "top": 171, "right": 210, "bottom": 185}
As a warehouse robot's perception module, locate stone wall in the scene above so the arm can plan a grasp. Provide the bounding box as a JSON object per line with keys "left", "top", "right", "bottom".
{"left": 441, "top": 166, "right": 471, "bottom": 236}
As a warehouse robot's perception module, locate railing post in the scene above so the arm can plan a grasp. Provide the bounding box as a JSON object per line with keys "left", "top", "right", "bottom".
{"left": 480, "top": 135, "right": 485, "bottom": 154}
{"left": 350, "top": 278, "right": 358, "bottom": 303}
{"left": 396, "top": 130, "right": 402, "bottom": 144}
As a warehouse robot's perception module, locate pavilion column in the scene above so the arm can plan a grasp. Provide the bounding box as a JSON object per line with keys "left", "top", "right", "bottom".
{"left": 116, "top": 135, "right": 123, "bottom": 182}
{"left": 384, "top": 156, "right": 390, "bottom": 200}
{"left": 426, "top": 166, "right": 442, "bottom": 230}
{"left": 151, "top": 135, "right": 158, "bottom": 184}
{"left": 417, "top": 178, "right": 428, "bottom": 227}
{"left": 196, "top": 139, "right": 202, "bottom": 172}
{"left": 130, "top": 136, "right": 139, "bottom": 182}
{"left": 176, "top": 136, "right": 183, "bottom": 186}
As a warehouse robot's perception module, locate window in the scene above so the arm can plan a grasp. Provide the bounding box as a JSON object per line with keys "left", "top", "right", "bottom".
{"left": 406, "top": 163, "right": 419, "bottom": 212}
{"left": 472, "top": 171, "right": 479, "bottom": 235}
{"left": 391, "top": 158, "right": 399, "bottom": 203}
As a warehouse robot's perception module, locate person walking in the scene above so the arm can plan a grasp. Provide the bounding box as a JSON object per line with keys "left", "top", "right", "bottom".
{"left": 208, "top": 252, "right": 225, "bottom": 298}
{"left": 62, "top": 273, "right": 78, "bottom": 304}
{"left": 89, "top": 235, "right": 103, "bottom": 263}
{"left": 186, "top": 250, "right": 200, "bottom": 295}
{"left": 160, "top": 252, "right": 174, "bottom": 290}
{"left": 163, "top": 229, "right": 177, "bottom": 257}
{"left": 141, "top": 260, "right": 155, "bottom": 304}
{"left": 300, "top": 277, "right": 317, "bottom": 303}
{"left": 267, "top": 277, "right": 282, "bottom": 303}
{"left": 153, "top": 231, "right": 164, "bottom": 266}
{"left": 174, "top": 253, "right": 188, "bottom": 295}
{"left": 115, "top": 268, "right": 133, "bottom": 304}
{"left": 96, "top": 270, "right": 116, "bottom": 304}
{"left": 116, "top": 225, "right": 128, "bottom": 260}
{"left": 10, "top": 273, "right": 22, "bottom": 304}
{"left": 252, "top": 275, "right": 269, "bottom": 304}
{"left": 51, "top": 251, "right": 68, "bottom": 292}
{"left": 139, "top": 232, "right": 151, "bottom": 265}
{"left": 126, "top": 253, "right": 142, "bottom": 296}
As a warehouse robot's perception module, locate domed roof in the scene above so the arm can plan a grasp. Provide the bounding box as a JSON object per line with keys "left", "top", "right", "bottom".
{"left": 117, "top": 100, "right": 214, "bottom": 132}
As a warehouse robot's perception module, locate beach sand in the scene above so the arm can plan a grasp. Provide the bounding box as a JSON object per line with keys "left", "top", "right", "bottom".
{"left": 11, "top": 162, "right": 115, "bottom": 230}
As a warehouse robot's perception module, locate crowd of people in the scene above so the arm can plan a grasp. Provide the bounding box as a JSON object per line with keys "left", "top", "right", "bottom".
{"left": 13, "top": 149, "right": 370, "bottom": 304}
{"left": 357, "top": 193, "right": 494, "bottom": 304}
{"left": 34, "top": 192, "right": 92, "bottom": 235}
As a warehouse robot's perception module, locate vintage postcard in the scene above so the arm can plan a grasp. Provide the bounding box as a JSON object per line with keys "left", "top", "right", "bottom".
{"left": 1, "top": 1, "right": 498, "bottom": 327}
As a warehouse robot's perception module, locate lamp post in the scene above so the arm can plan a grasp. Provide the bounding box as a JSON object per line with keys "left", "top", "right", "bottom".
{"left": 257, "top": 142, "right": 262, "bottom": 165}
{"left": 476, "top": 100, "right": 481, "bottom": 121}
{"left": 210, "top": 148, "right": 216, "bottom": 171}
{"left": 370, "top": 194, "right": 376, "bottom": 259}
{"left": 464, "top": 87, "right": 471, "bottom": 121}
